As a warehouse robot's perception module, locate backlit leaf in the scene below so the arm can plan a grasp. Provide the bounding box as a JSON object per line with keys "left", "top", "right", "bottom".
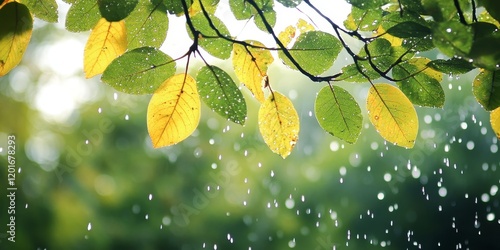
{"left": 279, "top": 31, "right": 341, "bottom": 75}
{"left": 125, "top": 0, "right": 168, "bottom": 49}
{"left": 0, "top": 2, "right": 33, "bottom": 77}
{"left": 147, "top": 74, "right": 201, "bottom": 148}
{"left": 254, "top": 3, "right": 276, "bottom": 32}
{"left": 65, "top": 0, "right": 100, "bottom": 32}
{"left": 22, "top": 0, "right": 58, "bottom": 23}
{"left": 229, "top": 0, "right": 253, "bottom": 20}
{"left": 491, "top": 107, "right": 500, "bottom": 138}
{"left": 189, "top": 12, "right": 232, "bottom": 59}
{"left": 337, "top": 62, "right": 380, "bottom": 82}
{"left": 367, "top": 83, "right": 418, "bottom": 148}
{"left": 361, "top": 38, "right": 412, "bottom": 72}
{"left": 258, "top": 92, "right": 299, "bottom": 158}
{"left": 196, "top": 66, "right": 247, "bottom": 125}
{"left": 393, "top": 58, "right": 445, "bottom": 107}
{"left": 84, "top": 18, "right": 127, "bottom": 78}
{"left": 315, "top": 85, "right": 362, "bottom": 143}
{"left": 473, "top": 69, "right": 500, "bottom": 111}
{"left": 188, "top": 0, "right": 219, "bottom": 15}
{"left": 232, "top": 40, "right": 274, "bottom": 103}
{"left": 344, "top": 6, "right": 382, "bottom": 31}
{"left": 101, "top": 47, "right": 176, "bottom": 94}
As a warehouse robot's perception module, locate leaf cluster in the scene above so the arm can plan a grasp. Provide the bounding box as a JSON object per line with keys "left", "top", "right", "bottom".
{"left": 1, "top": 0, "right": 500, "bottom": 157}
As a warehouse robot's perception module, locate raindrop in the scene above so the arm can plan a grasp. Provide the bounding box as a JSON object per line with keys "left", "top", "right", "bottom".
{"left": 377, "top": 192, "right": 385, "bottom": 200}
{"left": 87, "top": 222, "right": 92, "bottom": 231}
{"left": 487, "top": 213, "right": 495, "bottom": 221}
{"left": 491, "top": 144, "right": 498, "bottom": 153}
{"left": 148, "top": 194, "right": 153, "bottom": 200}
{"left": 466, "top": 141, "right": 475, "bottom": 150}
{"left": 424, "top": 115, "right": 432, "bottom": 124}
{"left": 438, "top": 187, "right": 447, "bottom": 197}
{"left": 490, "top": 185, "right": 498, "bottom": 196}
{"left": 285, "top": 198, "right": 295, "bottom": 209}
{"left": 125, "top": 114, "right": 129, "bottom": 120}
{"left": 330, "top": 141, "right": 340, "bottom": 151}
{"left": 481, "top": 193, "right": 490, "bottom": 202}
{"left": 460, "top": 122, "right": 467, "bottom": 130}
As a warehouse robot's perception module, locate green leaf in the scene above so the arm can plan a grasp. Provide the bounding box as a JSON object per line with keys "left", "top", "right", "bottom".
{"left": 65, "top": 0, "right": 100, "bottom": 32}
{"left": 189, "top": 13, "right": 232, "bottom": 59}
{"left": 427, "top": 58, "right": 474, "bottom": 74}
{"left": 196, "top": 66, "right": 247, "bottom": 125}
{"left": 22, "top": 0, "right": 58, "bottom": 23}
{"left": 229, "top": 0, "right": 253, "bottom": 20}
{"left": 229, "top": 0, "right": 276, "bottom": 32}
{"left": 279, "top": 31, "right": 342, "bottom": 75}
{"left": 188, "top": 0, "right": 220, "bottom": 15}
{"left": 393, "top": 58, "right": 445, "bottom": 108}
{"left": 432, "top": 20, "right": 473, "bottom": 57}
{"left": 99, "top": 0, "right": 138, "bottom": 22}
{"left": 276, "top": 0, "right": 301, "bottom": 8}
{"left": 0, "top": 2, "right": 33, "bottom": 77}
{"left": 386, "top": 21, "right": 431, "bottom": 38}
{"left": 344, "top": 6, "right": 383, "bottom": 32}
{"left": 254, "top": 5, "right": 276, "bottom": 32}
{"left": 337, "top": 62, "right": 380, "bottom": 82}
{"left": 421, "top": 0, "right": 470, "bottom": 22}
{"left": 480, "top": 1, "right": 500, "bottom": 23}
{"left": 346, "top": 0, "right": 390, "bottom": 10}
{"left": 399, "top": 0, "right": 426, "bottom": 14}
{"left": 468, "top": 22, "right": 500, "bottom": 71}
{"left": 161, "top": 0, "right": 188, "bottom": 14}
{"left": 362, "top": 38, "right": 411, "bottom": 72}
{"left": 101, "top": 47, "right": 176, "bottom": 94}
{"left": 125, "top": 0, "right": 168, "bottom": 49}
{"left": 315, "top": 85, "right": 362, "bottom": 143}
{"left": 473, "top": 70, "right": 500, "bottom": 111}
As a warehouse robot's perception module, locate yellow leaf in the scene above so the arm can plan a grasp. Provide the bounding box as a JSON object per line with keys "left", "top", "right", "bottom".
{"left": 278, "top": 18, "right": 314, "bottom": 47}
{"left": 376, "top": 26, "right": 402, "bottom": 46}
{"left": 84, "top": 18, "right": 127, "bottom": 78}
{"left": 297, "top": 18, "right": 315, "bottom": 33}
{"left": 491, "top": 107, "right": 500, "bottom": 138}
{"left": 258, "top": 91, "right": 299, "bottom": 158}
{"left": 278, "top": 25, "right": 296, "bottom": 47}
{"left": 147, "top": 74, "right": 201, "bottom": 148}
{"left": 0, "top": 2, "right": 32, "bottom": 77}
{"left": 232, "top": 40, "right": 274, "bottom": 103}
{"left": 367, "top": 83, "right": 418, "bottom": 148}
